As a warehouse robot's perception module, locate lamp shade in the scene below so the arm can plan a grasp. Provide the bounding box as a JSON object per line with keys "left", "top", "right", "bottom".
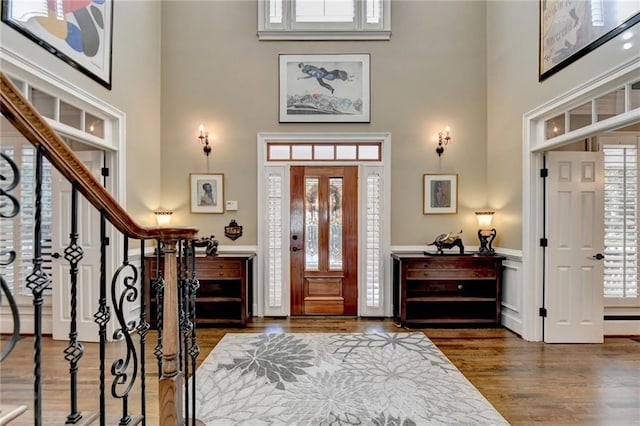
{"left": 155, "top": 210, "right": 173, "bottom": 227}
{"left": 475, "top": 211, "right": 494, "bottom": 229}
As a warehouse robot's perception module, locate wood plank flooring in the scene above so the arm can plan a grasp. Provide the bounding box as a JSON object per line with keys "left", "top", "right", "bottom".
{"left": 1, "top": 318, "right": 638, "bottom": 425}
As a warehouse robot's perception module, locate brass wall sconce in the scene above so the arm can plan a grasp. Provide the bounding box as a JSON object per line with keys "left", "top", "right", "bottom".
{"left": 436, "top": 126, "right": 451, "bottom": 157}
{"left": 198, "top": 124, "right": 211, "bottom": 157}
{"left": 475, "top": 211, "right": 496, "bottom": 255}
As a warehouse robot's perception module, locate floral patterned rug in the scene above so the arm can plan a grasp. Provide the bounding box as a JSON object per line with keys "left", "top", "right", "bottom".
{"left": 192, "top": 332, "right": 509, "bottom": 425}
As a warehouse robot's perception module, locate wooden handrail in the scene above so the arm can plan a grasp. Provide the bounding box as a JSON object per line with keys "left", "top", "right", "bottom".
{"left": 0, "top": 72, "right": 197, "bottom": 241}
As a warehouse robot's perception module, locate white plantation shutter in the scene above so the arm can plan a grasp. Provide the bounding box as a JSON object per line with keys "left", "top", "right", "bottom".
{"left": 0, "top": 145, "right": 53, "bottom": 296}
{"left": 360, "top": 165, "right": 385, "bottom": 316}
{"left": 603, "top": 144, "right": 638, "bottom": 299}
{"left": 264, "top": 167, "right": 288, "bottom": 316}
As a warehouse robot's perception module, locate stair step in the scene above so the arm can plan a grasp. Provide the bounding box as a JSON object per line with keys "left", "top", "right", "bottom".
{"left": 0, "top": 405, "right": 27, "bottom": 425}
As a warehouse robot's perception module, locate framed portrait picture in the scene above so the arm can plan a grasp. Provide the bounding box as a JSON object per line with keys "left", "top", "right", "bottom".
{"left": 539, "top": 1, "right": 640, "bottom": 81}
{"left": 1, "top": 0, "right": 114, "bottom": 89}
{"left": 423, "top": 174, "right": 458, "bottom": 214}
{"left": 190, "top": 173, "right": 224, "bottom": 214}
{"left": 279, "top": 53, "right": 370, "bottom": 123}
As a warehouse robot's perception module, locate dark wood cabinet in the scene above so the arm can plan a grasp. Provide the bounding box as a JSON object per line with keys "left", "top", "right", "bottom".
{"left": 144, "top": 253, "right": 255, "bottom": 327}
{"left": 392, "top": 253, "right": 504, "bottom": 327}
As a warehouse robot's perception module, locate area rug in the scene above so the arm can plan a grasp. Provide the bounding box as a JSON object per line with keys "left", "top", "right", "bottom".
{"left": 192, "top": 332, "right": 509, "bottom": 425}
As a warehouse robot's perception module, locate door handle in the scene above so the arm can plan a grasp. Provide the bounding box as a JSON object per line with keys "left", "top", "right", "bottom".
{"left": 592, "top": 253, "right": 605, "bottom": 260}
{"left": 52, "top": 252, "right": 61, "bottom": 259}
{"left": 291, "top": 247, "right": 300, "bottom": 252}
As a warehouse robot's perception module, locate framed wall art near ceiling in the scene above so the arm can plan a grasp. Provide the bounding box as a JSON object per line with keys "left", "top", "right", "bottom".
{"left": 1, "top": 0, "right": 114, "bottom": 89}
{"left": 423, "top": 174, "right": 458, "bottom": 215}
{"left": 190, "top": 173, "right": 225, "bottom": 214}
{"left": 539, "top": 0, "right": 640, "bottom": 81}
{"left": 279, "top": 53, "right": 370, "bottom": 123}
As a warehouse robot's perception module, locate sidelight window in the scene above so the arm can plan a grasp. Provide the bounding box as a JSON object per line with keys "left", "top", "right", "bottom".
{"left": 603, "top": 143, "right": 638, "bottom": 300}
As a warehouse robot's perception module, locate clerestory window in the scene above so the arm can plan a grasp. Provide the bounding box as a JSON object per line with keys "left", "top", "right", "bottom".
{"left": 258, "top": 0, "right": 391, "bottom": 40}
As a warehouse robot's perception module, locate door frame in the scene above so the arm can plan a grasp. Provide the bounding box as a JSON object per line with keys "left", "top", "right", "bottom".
{"left": 522, "top": 57, "right": 640, "bottom": 342}
{"left": 256, "top": 132, "right": 392, "bottom": 318}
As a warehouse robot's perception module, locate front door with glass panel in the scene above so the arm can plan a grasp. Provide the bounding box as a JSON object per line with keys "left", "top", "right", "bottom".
{"left": 290, "top": 166, "right": 357, "bottom": 315}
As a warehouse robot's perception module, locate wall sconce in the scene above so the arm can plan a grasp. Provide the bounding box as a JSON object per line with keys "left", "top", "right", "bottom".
{"left": 475, "top": 211, "right": 496, "bottom": 255}
{"left": 154, "top": 210, "right": 173, "bottom": 227}
{"left": 436, "top": 126, "right": 451, "bottom": 157}
{"left": 197, "top": 124, "right": 211, "bottom": 157}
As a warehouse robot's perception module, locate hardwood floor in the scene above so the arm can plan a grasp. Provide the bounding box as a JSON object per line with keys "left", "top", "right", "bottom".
{"left": 1, "top": 318, "right": 638, "bottom": 425}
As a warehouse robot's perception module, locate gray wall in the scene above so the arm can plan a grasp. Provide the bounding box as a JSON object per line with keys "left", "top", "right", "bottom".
{"left": 486, "top": 0, "right": 639, "bottom": 249}
{"left": 2, "top": 0, "right": 637, "bottom": 250}
{"left": 160, "top": 0, "right": 489, "bottom": 246}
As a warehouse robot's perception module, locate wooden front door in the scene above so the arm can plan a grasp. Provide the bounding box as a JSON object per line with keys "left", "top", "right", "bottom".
{"left": 290, "top": 166, "right": 358, "bottom": 315}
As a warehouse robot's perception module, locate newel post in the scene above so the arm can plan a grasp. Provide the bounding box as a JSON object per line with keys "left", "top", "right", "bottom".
{"left": 158, "top": 239, "right": 183, "bottom": 425}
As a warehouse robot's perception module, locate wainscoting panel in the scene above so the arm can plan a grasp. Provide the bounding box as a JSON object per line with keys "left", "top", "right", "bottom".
{"left": 501, "top": 256, "right": 523, "bottom": 335}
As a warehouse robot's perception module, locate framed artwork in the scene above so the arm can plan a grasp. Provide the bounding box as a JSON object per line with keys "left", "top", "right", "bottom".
{"left": 1, "top": 0, "right": 114, "bottom": 89}
{"left": 423, "top": 174, "right": 458, "bottom": 214}
{"left": 190, "top": 173, "right": 224, "bottom": 214}
{"left": 279, "top": 53, "right": 370, "bottom": 123}
{"left": 539, "top": 0, "right": 640, "bottom": 81}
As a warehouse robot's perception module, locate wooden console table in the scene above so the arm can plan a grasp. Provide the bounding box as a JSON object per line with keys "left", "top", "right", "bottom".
{"left": 144, "top": 253, "right": 255, "bottom": 327}
{"left": 392, "top": 253, "right": 504, "bottom": 327}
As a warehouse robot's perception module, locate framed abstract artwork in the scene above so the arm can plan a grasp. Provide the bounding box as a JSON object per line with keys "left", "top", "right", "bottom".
{"left": 423, "top": 174, "right": 458, "bottom": 214}
{"left": 190, "top": 173, "right": 224, "bottom": 214}
{"left": 279, "top": 53, "right": 370, "bottom": 123}
{"left": 1, "top": 0, "right": 114, "bottom": 89}
{"left": 539, "top": 0, "right": 640, "bottom": 81}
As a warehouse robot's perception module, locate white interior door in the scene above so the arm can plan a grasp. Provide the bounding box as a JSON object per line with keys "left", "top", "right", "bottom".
{"left": 51, "top": 151, "right": 103, "bottom": 342}
{"left": 546, "top": 151, "right": 604, "bottom": 343}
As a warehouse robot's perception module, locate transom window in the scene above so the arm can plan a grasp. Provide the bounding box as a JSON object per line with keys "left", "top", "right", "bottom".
{"left": 258, "top": 0, "right": 391, "bottom": 40}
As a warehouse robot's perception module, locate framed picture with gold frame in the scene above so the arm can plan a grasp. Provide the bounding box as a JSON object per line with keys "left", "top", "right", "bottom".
{"left": 190, "top": 173, "right": 224, "bottom": 214}
{"left": 423, "top": 174, "right": 457, "bottom": 214}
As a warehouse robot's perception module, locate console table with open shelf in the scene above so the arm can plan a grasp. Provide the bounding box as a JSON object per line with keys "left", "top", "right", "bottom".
{"left": 144, "top": 253, "right": 255, "bottom": 327}
{"left": 392, "top": 253, "right": 504, "bottom": 327}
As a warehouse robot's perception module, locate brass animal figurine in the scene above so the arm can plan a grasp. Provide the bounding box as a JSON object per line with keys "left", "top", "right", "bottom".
{"left": 426, "top": 230, "right": 464, "bottom": 254}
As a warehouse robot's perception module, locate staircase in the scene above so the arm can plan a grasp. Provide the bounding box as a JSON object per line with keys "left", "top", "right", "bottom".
{"left": 0, "top": 72, "right": 201, "bottom": 425}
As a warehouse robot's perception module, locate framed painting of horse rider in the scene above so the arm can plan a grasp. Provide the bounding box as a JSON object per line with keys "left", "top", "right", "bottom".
{"left": 279, "top": 54, "right": 370, "bottom": 123}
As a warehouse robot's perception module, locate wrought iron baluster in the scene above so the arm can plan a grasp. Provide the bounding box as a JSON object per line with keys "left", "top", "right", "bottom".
{"left": 25, "top": 146, "right": 51, "bottom": 425}
{"left": 0, "top": 152, "right": 21, "bottom": 362}
{"left": 110, "top": 236, "right": 140, "bottom": 425}
{"left": 179, "top": 241, "right": 193, "bottom": 424}
{"left": 137, "top": 239, "right": 150, "bottom": 425}
{"left": 63, "top": 184, "right": 85, "bottom": 424}
{"left": 94, "top": 213, "right": 111, "bottom": 426}
{"left": 188, "top": 239, "right": 200, "bottom": 426}
{"left": 153, "top": 240, "right": 165, "bottom": 377}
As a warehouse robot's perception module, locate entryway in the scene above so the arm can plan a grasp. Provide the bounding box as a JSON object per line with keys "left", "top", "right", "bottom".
{"left": 257, "top": 133, "right": 391, "bottom": 318}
